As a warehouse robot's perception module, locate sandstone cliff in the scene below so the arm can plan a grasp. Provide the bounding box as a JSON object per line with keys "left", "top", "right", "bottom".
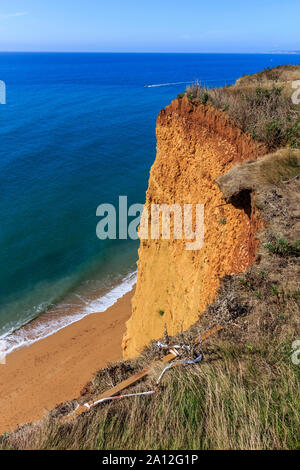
{"left": 123, "top": 95, "right": 266, "bottom": 358}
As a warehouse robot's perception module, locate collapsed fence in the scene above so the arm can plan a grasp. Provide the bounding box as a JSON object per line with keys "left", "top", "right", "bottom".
{"left": 61, "top": 324, "right": 223, "bottom": 423}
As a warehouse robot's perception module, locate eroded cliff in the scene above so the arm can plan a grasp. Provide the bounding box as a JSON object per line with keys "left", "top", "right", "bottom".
{"left": 123, "top": 95, "right": 266, "bottom": 358}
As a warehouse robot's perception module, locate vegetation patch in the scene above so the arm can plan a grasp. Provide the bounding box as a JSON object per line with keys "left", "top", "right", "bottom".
{"left": 265, "top": 238, "right": 300, "bottom": 257}
{"left": 186, "top": 66, "right": 300, "bottom": 151}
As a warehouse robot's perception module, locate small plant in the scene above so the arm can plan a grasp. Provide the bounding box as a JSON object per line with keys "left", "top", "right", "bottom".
{"left": 266, "top": 238, "right": 300, "bottom": 257}
{"left": 271, "top": 285, "right": 280, "bottom": 297}
{"left": 177, "top": 93, "right": 185, "bottom": 100}
{"left": 291, "top": 290, "right": 300, "bottom": 299}
{"left": 263, "top": 120, "right": 283, "bottom": 150}
{"left": 219, "top": 218, "right": 227, "bottom": 225}
{"left": 286, "top": 117, "right": 300, "bottom": 148}
{"left": 254, "top": 290, "right": 262, "bottom": 299}
{"left": 158, "top": 309, "right": 165, "bottom": 317}
{"left": 201, "top": 92, "right": 209, "bottom": 104}
{"left": 258, "top": 269, "right": 268, "bottom": 278}
{"left": 239, "top": 278, "right": 251, "bottom": 288}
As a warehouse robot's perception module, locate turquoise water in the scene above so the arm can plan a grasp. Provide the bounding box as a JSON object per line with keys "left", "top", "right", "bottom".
{"left": 1, "top": 53, "right": 300, "bottom": 351}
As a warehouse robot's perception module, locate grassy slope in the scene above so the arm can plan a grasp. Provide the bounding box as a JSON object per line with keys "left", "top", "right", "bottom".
{"left": 1, "top": 67, "right": 300, "bottom": 450}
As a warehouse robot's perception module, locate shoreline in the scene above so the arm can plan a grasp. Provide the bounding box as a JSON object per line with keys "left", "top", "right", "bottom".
{"left": 0, "top": 288, "right": 134, "bottom": 434}
{"left": 2, "top": 271, "right": 137, "bottom": 357}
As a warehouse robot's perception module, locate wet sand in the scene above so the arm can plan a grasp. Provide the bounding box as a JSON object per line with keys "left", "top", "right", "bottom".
{"left": 0, "top": 289, "right": 134, "bottom": 434}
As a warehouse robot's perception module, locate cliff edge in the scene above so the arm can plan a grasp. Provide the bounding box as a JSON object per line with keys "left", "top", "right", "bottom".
{"left": 123, "top": 95, "right": 266, "bottom": 358}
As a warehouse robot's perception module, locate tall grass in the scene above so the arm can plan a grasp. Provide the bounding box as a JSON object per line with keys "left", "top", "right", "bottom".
{"left": 2, "top": 337, "right": 299, "bottom": 450}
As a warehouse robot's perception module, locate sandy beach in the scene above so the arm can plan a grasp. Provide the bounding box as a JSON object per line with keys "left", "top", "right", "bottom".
{"left": 0, "top": 289, "right": 134, "bottom": 434}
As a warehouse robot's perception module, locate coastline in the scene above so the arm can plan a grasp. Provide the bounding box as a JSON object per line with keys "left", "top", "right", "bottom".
{"left": 0, "top": 288, "right": 134, "bottom": 434}
{"left": 2, "top": 271, "right": 137, "bottom": 356}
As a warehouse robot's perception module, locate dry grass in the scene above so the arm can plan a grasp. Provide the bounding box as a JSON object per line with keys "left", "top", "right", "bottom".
{"left": 185, "top": 65, "right": 300, "bottom": 151}
{"left": 236, "top": 65, "right": 300, "bottom": 87}
{"left": 1, "top": 325, "right": 298, "bottom": 450}
{"left": 216, "top": 148, "right": 300, "bottom": 200}
{"left": 260, "top": 150, "right": 300, "bottom": 184}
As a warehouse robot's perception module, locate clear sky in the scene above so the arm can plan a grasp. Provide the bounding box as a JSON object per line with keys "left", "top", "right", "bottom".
{"left": 0, "top": 0, "right": 299, "bottom": 53}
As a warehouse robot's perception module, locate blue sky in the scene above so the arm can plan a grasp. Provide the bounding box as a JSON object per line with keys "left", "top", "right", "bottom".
{"left": 0, "top": 0, "right": 299, "bottom": 53}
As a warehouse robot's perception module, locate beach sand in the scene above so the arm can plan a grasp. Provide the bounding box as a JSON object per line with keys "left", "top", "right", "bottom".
{"left": 0, "top": 289, "right": 134, "bottom": 434}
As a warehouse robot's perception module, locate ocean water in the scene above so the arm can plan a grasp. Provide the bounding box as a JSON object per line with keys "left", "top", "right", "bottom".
{"left": 1, "top": 52, "right": 300, "bottom": 352}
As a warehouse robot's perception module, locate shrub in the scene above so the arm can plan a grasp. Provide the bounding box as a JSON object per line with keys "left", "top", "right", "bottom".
{"left": 200, "top": 92, "right": 209, "bottom": 104}
{"left": 265, "top": 238, "right": 300, "bottom": 257}
{"left": 271, "top": 285, "right": 280, "bottom": 296}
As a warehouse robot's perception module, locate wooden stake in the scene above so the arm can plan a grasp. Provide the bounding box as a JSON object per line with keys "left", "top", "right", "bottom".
{"left": 61, "top": 324, "right": 223, "bottom": 423}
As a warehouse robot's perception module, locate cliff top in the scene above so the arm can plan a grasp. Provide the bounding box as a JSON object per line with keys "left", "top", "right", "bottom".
{"left": 184, "top": 65, "right": 300, "bottom": 151}
{"left": 235, "top": 64, "right": 300, "bottom": 87}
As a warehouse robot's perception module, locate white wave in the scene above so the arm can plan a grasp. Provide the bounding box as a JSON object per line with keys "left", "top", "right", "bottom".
{"left": 145, "top": 81, "right": 192, "bottom": 88}
{"left": 145, "top": 78, "right": 236, "bottom": 88}
{"left": 1, "top": 271, "right": 137, "bottom": 356}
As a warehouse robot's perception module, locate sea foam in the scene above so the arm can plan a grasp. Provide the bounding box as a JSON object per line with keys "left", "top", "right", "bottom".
{"left": 1, "top": 271, "right": 137, "bottom": 356}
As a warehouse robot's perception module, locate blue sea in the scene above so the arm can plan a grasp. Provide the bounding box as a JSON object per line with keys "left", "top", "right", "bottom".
{"left": 1, "top": 52, "right": 300, "bottom": 353}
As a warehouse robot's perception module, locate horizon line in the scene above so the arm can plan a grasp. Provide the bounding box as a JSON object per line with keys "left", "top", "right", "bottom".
{"left": 0, "top": 50, "right": 299, "bottom": 55}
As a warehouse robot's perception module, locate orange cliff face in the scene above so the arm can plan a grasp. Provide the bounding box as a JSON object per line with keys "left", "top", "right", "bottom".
{"left": 122, "top": 95, "right": 265, "bottom": 359}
